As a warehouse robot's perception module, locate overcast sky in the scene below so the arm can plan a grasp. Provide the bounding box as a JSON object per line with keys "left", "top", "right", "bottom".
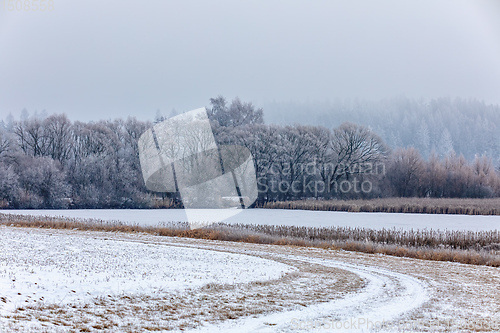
{"left": 1, "top": 0, "right": 499, "bottom": 122}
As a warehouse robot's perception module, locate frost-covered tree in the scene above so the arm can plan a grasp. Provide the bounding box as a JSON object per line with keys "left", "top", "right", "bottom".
{"left": 416, "top": 120, "right": 430, "bottom": 157}
{"left": 0, "top": 164, "right": 19, "bottom": 205}
{"left": 13, "top": 117, "right": 48, "bottom": 157}
{"left": 44, "top": 114, "right": 73, "bottom": 164}
{"left": 16, "top": 156, "right": 70, "bottom": 208}
{"left": 438, "top": 128, "right": 454, "bottom": 158}
{"left": 387, "top": 147, "right": 425, "bottom": 197}
{"left": 207, "top": 96, "right": 264, "bottom": 127}
{"left": 2, "top": 97, "right": 500, "bottom": 207}
{"left": 329, "top": 122, "right": 388, "bottom": 184}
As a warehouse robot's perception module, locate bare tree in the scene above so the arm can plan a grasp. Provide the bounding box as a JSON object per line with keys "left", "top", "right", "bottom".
{"left": 387, "top": 147, "right": 425, "bottom": 197}
{"left": 329, "top": 122, "right": 388, "bottom": 191}
{"left": 44, "top": 114, "right": 73, "bottom": 164}
{"left": 219, "top": 124, "right": 281, "bottom": 203}
{"left": 13, "top": 118, "right": 48, "bottom": 157}
{"left": 421, "top": 151, "right": 447, "bottom": 197}
{"left": 443, "top": 152, "right": 473, "bottom": 197}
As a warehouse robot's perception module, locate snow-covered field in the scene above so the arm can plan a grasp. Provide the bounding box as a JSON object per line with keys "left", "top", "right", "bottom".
{"left": 0, "top": 226, "right": 293, "bottom": 330}
{"left": 2, "top": 208, "right": 500, "bottom": 231}
{"left": 1, "top": 208, "right": 499, "bottom": 331}
{"left": 1, "top": 226, "right": 499, "bottom": 332}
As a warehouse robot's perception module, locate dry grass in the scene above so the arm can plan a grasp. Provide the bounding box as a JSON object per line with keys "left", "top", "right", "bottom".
{"left": 1, "top": 236, "right": 364, "bottom": 332}
{"left": 259, "top": 197, "right": 500, "bottom": 215}
{"left": 1, "top": 212, "right": 499, "bottom": 267}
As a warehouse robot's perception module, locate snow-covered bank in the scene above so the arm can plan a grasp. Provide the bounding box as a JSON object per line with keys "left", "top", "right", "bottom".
{"left": 2, "top": 208, "right": 500, "bottom": 231}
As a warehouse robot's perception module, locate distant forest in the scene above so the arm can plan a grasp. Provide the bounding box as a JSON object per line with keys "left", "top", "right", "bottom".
{"left": 1, "top": 96, "right": 500, "bottom": 209}
{"left": 264, "top": 97, "right": 500, "bottom": 162}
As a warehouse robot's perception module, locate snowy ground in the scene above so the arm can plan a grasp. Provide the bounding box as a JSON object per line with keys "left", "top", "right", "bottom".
{"left": 0, "top": 226, "right": 293, "bottom": 331}
{"left": 1, "top": 208, "right": 500, "bottom": 231}
{"left": 1, "top": 226, "right": 499, "bottom": 332}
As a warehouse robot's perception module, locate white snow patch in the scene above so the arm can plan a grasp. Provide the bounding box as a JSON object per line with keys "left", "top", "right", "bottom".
{"left": 0, "top": 227, "right": 294, "bottom": 314}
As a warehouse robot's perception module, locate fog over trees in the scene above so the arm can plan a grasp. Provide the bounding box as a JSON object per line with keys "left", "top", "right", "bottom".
{"left": 264, "top": 97, "right": 500, "bottom": 162}
{"left": 1, "top": 96, "right": 500, "bottom": 209}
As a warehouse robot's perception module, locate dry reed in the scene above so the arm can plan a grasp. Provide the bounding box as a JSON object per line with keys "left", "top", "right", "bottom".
{"left": 258, "top": 197, "right": 500, "bottom": 216}
{"left": 1, "top": 212, "right": 499, "bottom": 267}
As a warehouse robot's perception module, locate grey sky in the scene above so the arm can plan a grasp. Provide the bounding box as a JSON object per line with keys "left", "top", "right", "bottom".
{"left": 1, "top": 0, "right": 499, "bottom": 122}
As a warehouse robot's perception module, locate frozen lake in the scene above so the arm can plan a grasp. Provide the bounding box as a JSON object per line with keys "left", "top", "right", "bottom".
{"left": 1, "top": 209, "right": 500, "bottom": 231}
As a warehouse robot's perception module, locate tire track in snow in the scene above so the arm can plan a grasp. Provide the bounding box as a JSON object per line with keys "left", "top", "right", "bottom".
{"left": 189, "top": 253, "right": 428, "bottom": 333}
{"left": 61, "top": 231, "right": 429, "bottom": 332}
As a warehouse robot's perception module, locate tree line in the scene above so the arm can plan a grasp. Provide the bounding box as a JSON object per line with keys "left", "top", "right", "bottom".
{"left": 0, "top": 96, "right": 499, "bottom": 209}
{"left": 264, "top": 97, "right": 500, "bottom": 162}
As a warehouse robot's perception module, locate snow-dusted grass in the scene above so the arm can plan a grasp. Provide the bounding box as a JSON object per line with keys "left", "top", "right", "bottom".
{"left": 0, "top": 227, "right": 362, "bottom": 332}
{"left": 0, "top": 226, "right": 293, "bottom": 317}
{"left": 2, "top": 208, "right": 500, "bottom": 231}
{"left": 2, "top": 227, "right": 499, "bottom": 332}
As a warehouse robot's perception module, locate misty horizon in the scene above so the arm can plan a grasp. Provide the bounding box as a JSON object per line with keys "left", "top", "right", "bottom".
{"left": 1, "top": 0, "right": 499, "bottom": 122}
